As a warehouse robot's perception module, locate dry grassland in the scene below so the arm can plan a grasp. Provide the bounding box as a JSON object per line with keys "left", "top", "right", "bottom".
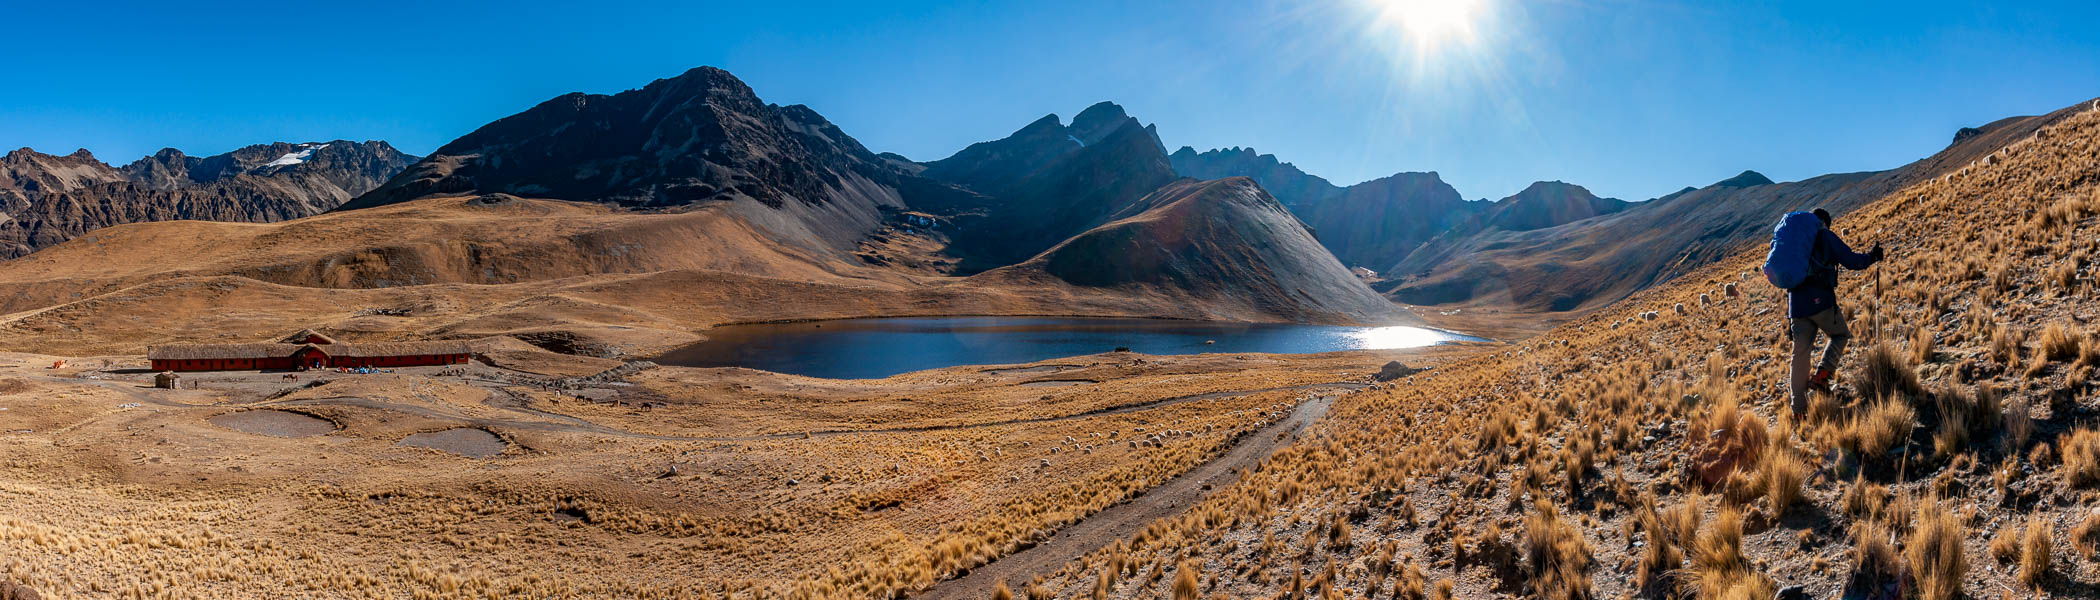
{"left": 0, "top": 345, "right": 1474, "bottom": 599}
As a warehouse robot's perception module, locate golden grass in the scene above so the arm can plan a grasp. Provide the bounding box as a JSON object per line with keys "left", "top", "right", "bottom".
{"left": 1905, "top": 498, "right": 1966, "bottom": 600}
{"left": 2062, "top": 427, "right": 2100, "bottom": 488}
{"left": 2021, "top": 517, "right": 2053, "bottom": 589}
{"left": 1170, "top": 561, "right": 1199, "bottom": 600}
{"left": 1991, "top": 521, "right": 2023, "bottom": 565}
{"left": 1855, "top": 341, "right": 1921, "bottom": 403}
{"left": 1681, "top": 507, "right": 1773, "bottom": 599}
{"left": 1521, "top": 499, "right": 1594, "bottom": 600}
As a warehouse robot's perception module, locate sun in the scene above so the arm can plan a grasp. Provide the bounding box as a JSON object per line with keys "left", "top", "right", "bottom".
{"left": 1363, "top": 0, "right": 1489, "bottom": 53}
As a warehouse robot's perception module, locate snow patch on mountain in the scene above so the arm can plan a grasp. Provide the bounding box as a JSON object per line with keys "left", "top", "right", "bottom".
{"left": 262, "top": 144, "right": 321, "bottom": 168}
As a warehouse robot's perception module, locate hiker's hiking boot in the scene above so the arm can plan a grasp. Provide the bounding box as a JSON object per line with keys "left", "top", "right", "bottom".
{"left": 1807, "top": 368, "right": 1835, "bottom": 393}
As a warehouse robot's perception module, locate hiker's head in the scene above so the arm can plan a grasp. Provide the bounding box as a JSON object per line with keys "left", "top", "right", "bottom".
{"left": 1812, "top": 208, "right": 1832, "bottom": 227}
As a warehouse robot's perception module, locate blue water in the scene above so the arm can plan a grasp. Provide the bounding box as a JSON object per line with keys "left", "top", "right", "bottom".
{"left": 653, "top": 316, "right": 1484, "bottom": 379}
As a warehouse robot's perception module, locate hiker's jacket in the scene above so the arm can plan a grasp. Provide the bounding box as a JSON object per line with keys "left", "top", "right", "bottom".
{"left": 1787, "top": 227, "right": 1877, "bottom": 318}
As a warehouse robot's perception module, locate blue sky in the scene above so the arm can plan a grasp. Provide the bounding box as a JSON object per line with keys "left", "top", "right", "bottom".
{"left": 6, "top": 0, "right": 2097, "bottom": 201}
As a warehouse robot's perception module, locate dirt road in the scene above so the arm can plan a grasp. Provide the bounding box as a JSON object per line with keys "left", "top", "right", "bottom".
{"left": 915, "top": 394, "right": 1338, "bottom": 600}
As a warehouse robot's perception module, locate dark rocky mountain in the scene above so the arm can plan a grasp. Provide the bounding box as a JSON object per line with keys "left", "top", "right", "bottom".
{"left": 1294, "top": 172, "right": 1483, "bottom": 271}
{"left": 0, "top": 141, "right": 414, "bottom": 259}
{"left": 341, "top": 67, "right": 982, "bottom": 259}
{"left": 1382, "top": 98, "right": 2097, "bottom": 314}
{"left": 915, "top": 102, "right": 1180, "bottom": 272}
{"left": 1710, "top": 170, "right": 1775, "bottom": 188}
{"left": 1168, "top": 146, "right": 1494, "bottom": 271}
{"left": 1168, "top": 146, "right": 1340, "bottom": 208}
{"left": 1470, "top": 181, "right": 1629, "bottom": 233}
{"left": 986, "top": 177, "right": 1407, "bottom": 324}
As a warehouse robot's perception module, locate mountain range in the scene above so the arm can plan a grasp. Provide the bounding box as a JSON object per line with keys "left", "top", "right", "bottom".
{"left": 0, "top": 67, "right": 1404, "bottom": 356}
{"left": 0, "top": 141, "right": 415, "bottom": 259}
{"left": 0, "top": 65, "right": 2083, "bottom": 352}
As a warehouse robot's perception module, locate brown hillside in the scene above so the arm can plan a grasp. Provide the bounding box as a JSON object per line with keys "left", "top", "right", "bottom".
{"left": 0, "top": 191, "right": 1407, "bottom": 356}
{"left": 987, "top": 177, "right": 1409, "bottom": 325}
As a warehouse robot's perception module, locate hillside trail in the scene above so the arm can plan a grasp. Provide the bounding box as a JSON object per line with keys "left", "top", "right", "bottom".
{"left": 915, "top": 394, "right": 1337, "bottom": 600}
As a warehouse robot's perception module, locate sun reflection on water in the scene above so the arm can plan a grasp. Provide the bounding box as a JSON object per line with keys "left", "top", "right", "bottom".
{"left": 1346, "top": 325, "right": 1454, "bottom": 349}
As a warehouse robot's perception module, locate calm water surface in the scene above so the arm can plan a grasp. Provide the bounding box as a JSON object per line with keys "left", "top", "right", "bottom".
{"left": 654, "top": 317, "right": 1484, "bottom": 379}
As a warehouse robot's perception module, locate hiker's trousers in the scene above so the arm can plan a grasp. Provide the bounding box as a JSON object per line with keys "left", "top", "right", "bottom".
{"left": 1788, "top": 307, "right": 1851, "bottom": 410}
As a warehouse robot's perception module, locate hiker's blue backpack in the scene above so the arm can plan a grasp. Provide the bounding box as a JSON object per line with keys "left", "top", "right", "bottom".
{"left": 1762, "top": 211, "right": 1822, "bottom": 289}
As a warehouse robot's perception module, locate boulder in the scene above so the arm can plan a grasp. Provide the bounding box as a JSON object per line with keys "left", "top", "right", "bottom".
{"left": 1, "top": 582, "right": 41, "bottom": 600}
{"left": 1374, "top": 361, "right": 1420, "bottom": 382}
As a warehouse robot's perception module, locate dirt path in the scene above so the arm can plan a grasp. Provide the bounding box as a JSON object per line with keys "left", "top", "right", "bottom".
{"left": 915, "top": 394, "right": 1337, "bottom": 600}
{"left": 274, "top": 382, "right": 1362, "bottom": 443}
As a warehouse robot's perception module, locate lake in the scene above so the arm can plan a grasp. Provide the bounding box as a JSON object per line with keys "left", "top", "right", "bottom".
{"left": 652, "top": 316, "right": 1485, "bottom": 379}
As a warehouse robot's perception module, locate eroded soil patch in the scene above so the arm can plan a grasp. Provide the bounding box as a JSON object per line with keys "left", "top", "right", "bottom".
{"left": 208, "top": 410, "right": 338, "bottom": 438}
{"left": 398, "top": 428, "right": 507, "bottom": 458}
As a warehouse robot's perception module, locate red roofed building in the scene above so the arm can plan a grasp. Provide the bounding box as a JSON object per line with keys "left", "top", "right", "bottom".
{"left": 147, "top": 329, "right": 472, "bottom": 371}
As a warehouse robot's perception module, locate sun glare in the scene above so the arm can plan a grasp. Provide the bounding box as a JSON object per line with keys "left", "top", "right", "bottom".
{"left": 1363, "top": 0, "right": 1489, "bottom": 54}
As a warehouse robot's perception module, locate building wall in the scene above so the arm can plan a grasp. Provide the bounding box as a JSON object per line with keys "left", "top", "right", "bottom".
{"left": 153, "top": 353, "right": 468, "bottom": 371}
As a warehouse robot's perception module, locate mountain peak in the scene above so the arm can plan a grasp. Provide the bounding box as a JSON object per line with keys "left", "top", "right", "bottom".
{"left": 1711, "top": 170, "right": 1773, "bottom": 188}
{"left": 1513, "top": 180, "right": 1586, "bottom": 197}
{"left": 1072, "top": 101, "right": 1128, "bottom": 129}
{"left": 1069, "top": 102, "right": 1133, "bottom": 146}
{"left": 1017, "top": 113, "right": 1066, "bottom": 136}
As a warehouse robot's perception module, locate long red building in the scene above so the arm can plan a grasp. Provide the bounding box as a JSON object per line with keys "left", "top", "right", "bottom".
{"left": 147, "top": 329, "right": 473, "bottom": 372}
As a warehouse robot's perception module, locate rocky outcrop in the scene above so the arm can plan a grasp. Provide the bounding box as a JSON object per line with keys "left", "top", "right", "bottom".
{"left": 0, "top": 141, "right": 414, "bottom": 259}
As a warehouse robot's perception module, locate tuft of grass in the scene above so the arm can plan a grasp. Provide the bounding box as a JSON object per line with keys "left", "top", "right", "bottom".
{"left": 1910, "top": 326, "right": 1936, "bottom": 364}
{"left": 1632, "top": 496, "right": 1683, "bottom": 594}
{"left": 2062, "top": 428, "right": 2100, "bottom": 488}
{"left": 1680, "top": 507, "right": 1774, "bottom": 599}
{"left": 1991, "top": 325, "right": 2024, "bottom": 370}
{"left": 1171, "top": 561, "right": 1199, "bottom": 600}
{"left": 1521, "top": 499, "right": 1595, "bottom": 600}
{"left": 1844, "top": 398, "right": 1915, "bottom": 460}
{"left": 993, "top": 581, "right": 1015, "bottom": 600}
{"left": 1430, "top": 579, "right": 1454, "bottom": 600}
{"left": 2003, "top": 393, "right": 2034, "bottom": 452}
{"left": 1856, "top": 342, "right": 1921, "bottom": 403}
{"left": 2074, "top": 511, "right": 2100, "bottom": 558}
{"left": 1850, "top": 519, "right": 1904, "bottom": 595}
{"left": 1932, "top": 386, "right": 1972, "bottom": 458}
{"left": 1840, "top": 478, "right": 1889, "bottom": 521}
{"left": 1760, "top": 439, "right": 1809, "bottom": 516}
{"left": 2038, "top": 322, "right": 2084, "bottom": 364}
{"left": 1905, "top": 499, "right": 1966, "bottom": 600}
{"left": 1992, "top": 522, "right": 2024, "bottom": 565}
{"left": 2020, "top": 517, "right": 2053, "bottom": 589}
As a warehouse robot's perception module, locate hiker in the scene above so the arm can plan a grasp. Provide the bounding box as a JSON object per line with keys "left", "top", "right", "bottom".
{"left": 1776, "top": 208, "right": 1884, "bottom": 414}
